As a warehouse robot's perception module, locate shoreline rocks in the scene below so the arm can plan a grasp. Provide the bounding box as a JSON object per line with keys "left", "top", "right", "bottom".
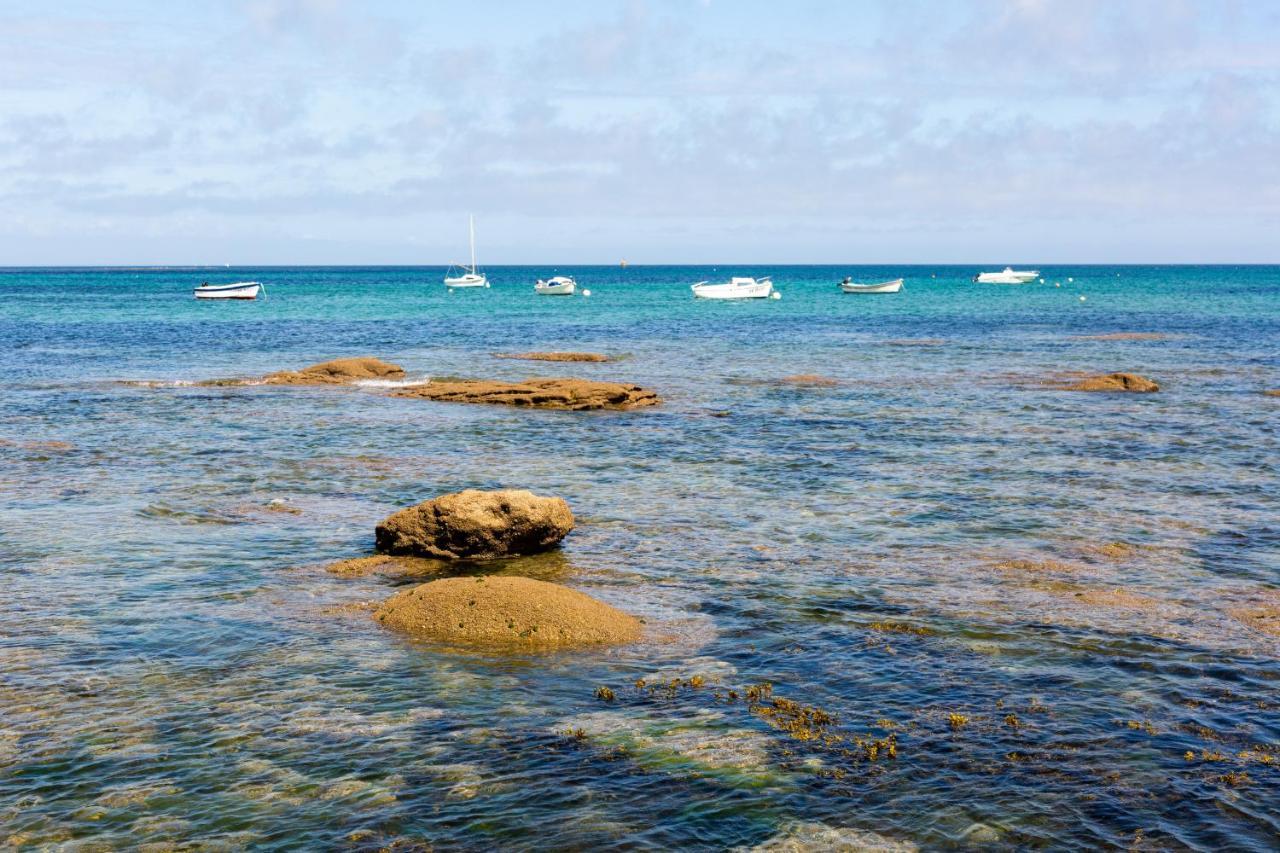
{"left": 373, "top": 576, "right": 642, "bottom": 650}
{"left": 375, "top": 489, "right": 574, "bottom": 560}
{"left": 492, "top": 352, "right": 611, "bottom": 363}
{"left": 391, "top": 378, "right": 659, "bottom": 410}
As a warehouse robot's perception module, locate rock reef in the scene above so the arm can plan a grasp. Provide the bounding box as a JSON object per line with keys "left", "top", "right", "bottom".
{"left": 373, "top": 576, "right": 642, "bottom": 649}
{"left": 1050, "top": 372, "right": 1160, "bottom": 393}
{"left": 375, "top": 489, "right": 574, "bottom": 560}
{"left": 199, "top": 357, "right": 406, "bottom": 387}
{"left": 391, "top": 378, "right": 659, "bottom": 410}
{"left": 492, "top": 352, "right": 611, "bottom": 363}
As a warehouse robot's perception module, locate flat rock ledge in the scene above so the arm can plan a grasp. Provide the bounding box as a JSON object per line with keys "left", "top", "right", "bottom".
{"left": 373, "top": 575, "right": 642, "bottom": 650}
{"left": 391, "top": 377, "right": 659, "bottom": 410}
{"left": 375, "top": 489, "right": 574, "bottom": 560}
{"left": 492, "top": 352, "right": 611, "bottom": 363}
{"left": 200, "top": 357, "right": 405, "bottom": 387}
{"left": 1046, "top": 372, "right": 1160, "bottom": 393}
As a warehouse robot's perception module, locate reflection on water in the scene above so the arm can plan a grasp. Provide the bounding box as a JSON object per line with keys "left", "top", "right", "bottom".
{"left": 1, "top": 266, "right": 1278, "bottom": 849}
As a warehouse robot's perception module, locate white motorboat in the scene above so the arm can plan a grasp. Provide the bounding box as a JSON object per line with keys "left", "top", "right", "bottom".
{"left": 535, "top": 276, "right": 576, "bottom": 296}
{"left": 974, "top": 267, "right": 1039, "bottom": 284}
{"left": 194, "top": 281, "right": 262, "bottom": 300}
{"left": 691, "top": 276, "right": 776, "bottom": 300}
{"left": 444, "top": 214, "right": 489, "bottom": 288}
{"left": 840, "top": 277, "right": 903, "bottom": 294}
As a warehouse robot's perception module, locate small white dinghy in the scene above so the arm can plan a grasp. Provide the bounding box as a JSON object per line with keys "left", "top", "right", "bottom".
{"left": 535, "top": 276, "right": 576, "bottom": 296}
{"left": 194, "top": 281, "right": 262, "bottom": 300}
{"left": 691, "top": 276, "right": 777, "bottom": 300}
{"left": 974, "top": 267, "right": 1039, "bottom": 284}
{"left": 840, "top": 277, "right": 903, "bottom": 294}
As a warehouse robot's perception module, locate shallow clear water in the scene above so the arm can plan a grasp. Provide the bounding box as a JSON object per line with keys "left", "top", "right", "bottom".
{"left": 2, "top": 265, "right": 1278, "bottom": 850}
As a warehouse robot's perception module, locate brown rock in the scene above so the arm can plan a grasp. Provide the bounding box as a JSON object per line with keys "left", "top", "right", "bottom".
{"left": 492, "top": 352, "right": 611, "bottom": 363}
{"left": 325, "top": 554, "right": 446, "bottom": 578}
{"left": 263, "top": 357, "right": 405, "bottom": 385}
{"left": 197, "top": 357, "right": 406, "bottom": 387}
{"left": 373, "top": 576, "right": 642, "bottom": 649}
{"left": 1263, "top": 390, "right": 1280, "bottom": 398}
{"left": 391, "top": 378, "right": 659, "bottom": 410}
{"left": 375, "top": 489, "right": 574, "bottom": 560}
{"left": 1229, "top": 593, "right": 1280, "bottom": 637}
{"left": 1056, "top": 373, "right": 1160, "bottom": 393}
{"left": 991, "top": 559, "right": 1079, "bottom": 574}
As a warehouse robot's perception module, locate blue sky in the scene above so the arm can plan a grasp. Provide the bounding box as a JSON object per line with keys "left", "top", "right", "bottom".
{"left": 1, "top": 0, "right": 1277, "bottom": 264}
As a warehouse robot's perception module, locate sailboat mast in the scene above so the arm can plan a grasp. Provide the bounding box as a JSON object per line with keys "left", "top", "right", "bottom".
{"left": 469, "top": 214, "right": 476, "bottom": 274}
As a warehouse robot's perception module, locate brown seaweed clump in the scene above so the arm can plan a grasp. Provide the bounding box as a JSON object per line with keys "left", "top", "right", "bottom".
{"left": 375, "top": 489, "right": 574, "bottom": 560}
{"left": 1263, "top": 390, "right": 1280, "bottom": 398}
{"left": 391, "top": 378, "right": 659, "bottom": 410}
{"left": 373, "top": 576, "right": 642, "bottom": 650}
{"left": 492, "top": 352, "right": 611, "bottom": 363}
{"left": 1052, "top": 372, "right": 1160, "bottom": 393}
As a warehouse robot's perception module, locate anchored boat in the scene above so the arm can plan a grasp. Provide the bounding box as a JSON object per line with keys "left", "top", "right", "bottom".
{"left": 974, "top": 267, "right": 1039, "bottom": 284}
{"left": 193, "top": 281, "right": 262, "bottom": 300}
{"left": 691, "top": 276, "right": 777, "bottom": 300}
{"left": 840, "top": 277, "right": 903, "bottom": 294}
{"left": 535, "top": 276, "right": 576, "bottom": 296}
{"left": 444, "top": 215, "right": 489, "bottom": 288}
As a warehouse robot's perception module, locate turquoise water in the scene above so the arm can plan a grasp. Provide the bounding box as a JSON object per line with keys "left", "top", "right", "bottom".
{"left": 2, "top": 265, "right": 1278, "bottom": 850}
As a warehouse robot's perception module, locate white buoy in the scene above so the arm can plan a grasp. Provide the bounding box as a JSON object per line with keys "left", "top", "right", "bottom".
{"left": 582, "top": 289, "right": 591, "bottom": 297}
{"left": 1080, "top": 295, "right": 1087, "bottom": 302}
{"left": 1067, "top": 277, "right": 1074, "bottom": 282}
{"left": 771, "top": 292, "right": 781, "bottom": 300}
{"left": 1039, "top": 277, "right": 1045, "bottom": 283}
{"left": 1055, "top": 283, "right": 1061, "bottom": 287}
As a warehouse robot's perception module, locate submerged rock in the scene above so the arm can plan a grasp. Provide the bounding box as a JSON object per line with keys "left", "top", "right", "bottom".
{"left": 1071, "top": 332, "right": 1171, "bottom": 341}
{"left": 492, "top": 351, "right": 611, "bottom": 363}
{"left": 391, "top": 377, "right": 659, "bottom": 410}
{"left": 373, "top": 576, "right": 642, "bottom": 649}
{"left": 1229, "top": 593, "right": 1280, "bottom": 637}
{"left": 1263, "top": 390, "right": 1280, "bottom": 398}
{"left": 776, "top": 374, "right": 841, "bottom": 387}
{"left": 375, "top": 489, "right": 574, "bottom": 560}
{"left": 325, "top": 554, "right": 445, "bottom": 578}
{"left": 263, "top": 357, "right": 405, "bottom": 385}
{"left": 746, "top": 820, "right": 918, "bottom": 852}
{"left": 199, "top": 357, "right": 406, "bottom": 387}
{"left": 1053, "top": 372, "right": 1160, "bottom": 392}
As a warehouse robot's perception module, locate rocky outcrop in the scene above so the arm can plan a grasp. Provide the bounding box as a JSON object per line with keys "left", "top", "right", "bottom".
{"left": 1052, "top": 372, "right": 1160, "bottom": 393}
{"left": 373, "top": 576, "right": 642, "bottom": 649}
{"left": 375, "top": 489, "right": 574, "bottom": 560}
{"left": 263, "top": 357, "right": 405, "bottom": 385}
{"left": 198, "top": 357, "right": 405, "bottom": 387}
{"left": 492, "top": 352, "right": 611, "bottom": 363}
{"left": 391, "top": 378, "right": 659, "bottom": 410}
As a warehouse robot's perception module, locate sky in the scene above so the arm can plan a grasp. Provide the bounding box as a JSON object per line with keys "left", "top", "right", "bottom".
{"left": 1, "top": 0, "right": 1278, "bottom": 264}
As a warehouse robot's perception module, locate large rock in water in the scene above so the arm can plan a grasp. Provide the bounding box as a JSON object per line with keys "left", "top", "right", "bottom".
{"left": 263, "top": 357, "right": 405, "bottom": 385}
{"left": 1058, "top": 372, "right": 1160, "bottom": 392}
{"left": 391, "top": 377, "right": 659, "bottom": 410}
{"left": 492, "top": 352, "right": 611, "bottom": 363}
{"left": 375, "top": 489, "right": 574, "bottom": 560}
{"left": 373, "top": 575, "right": 642, "bottom": 649}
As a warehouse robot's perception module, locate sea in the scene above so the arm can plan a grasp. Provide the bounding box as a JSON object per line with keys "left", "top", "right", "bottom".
{"left": 1, "top": 265, "right": 1278, "bottom": 850}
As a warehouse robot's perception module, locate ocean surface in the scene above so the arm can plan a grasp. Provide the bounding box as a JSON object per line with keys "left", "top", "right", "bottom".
{"left": 1, "top": 265, "right": 1278, "bottom": 850}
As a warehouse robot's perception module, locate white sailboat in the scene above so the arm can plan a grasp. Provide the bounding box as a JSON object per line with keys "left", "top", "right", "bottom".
{"left": 444, "top": 215, "right": 489, "bottom": 288}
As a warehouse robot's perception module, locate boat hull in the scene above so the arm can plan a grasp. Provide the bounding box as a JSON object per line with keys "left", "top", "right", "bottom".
{"left": 535, "top": 283, "right": 575, "bottom": 295}
{"left": 840, "top": 278, "right": 903, "bottom": 294}
{"left": 194, "top": 282, "right": 261, "bottom": 300}
{"left": 975, "top": 269, "right": 1039, "bottom": 284}
{"left": 444, "top": 274, "right": 489, "bottom": 288}
{"left": 691, "top": 280, "right": 774, "bottom": 299}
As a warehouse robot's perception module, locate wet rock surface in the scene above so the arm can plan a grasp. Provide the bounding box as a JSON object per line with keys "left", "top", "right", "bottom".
{"left": 197, "top": 357, "right": 406, "bottom": 387}
{"left": 373, "top": 576, "right": 642, "bottom": 649}
{"left": 1049, "top": 372, "right": 1160, "bottom": 392}
{"left": 492, "top": 352, "right": 612, "bottom": 362}
{"left": 375, "top": 489, "right": 574, "bottom": 560}
{"left": 391, "top": 377, "right": 659, "bottom": 410}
